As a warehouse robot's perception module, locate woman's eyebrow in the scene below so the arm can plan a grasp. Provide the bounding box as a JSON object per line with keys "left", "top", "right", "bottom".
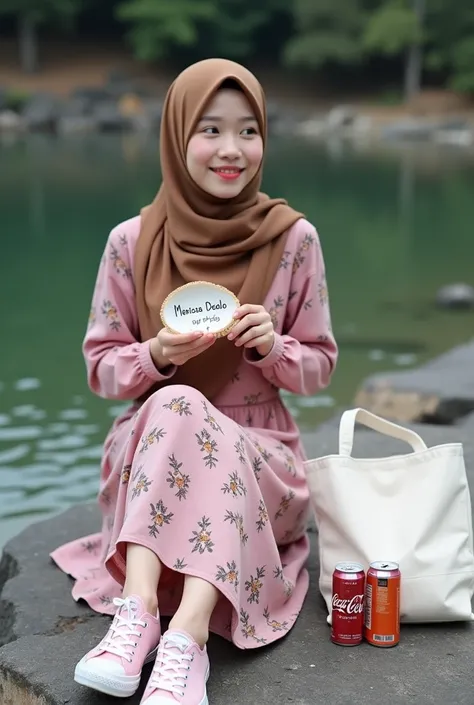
{"left": 198, "top": 115, "right": 257, "bottom": 122}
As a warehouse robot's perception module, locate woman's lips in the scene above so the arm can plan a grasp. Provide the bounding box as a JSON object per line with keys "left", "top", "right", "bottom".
{"left": 210, "top": 167, "right": 243, "bottom": 181}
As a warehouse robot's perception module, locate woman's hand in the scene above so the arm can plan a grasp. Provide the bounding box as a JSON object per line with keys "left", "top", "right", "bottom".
{"left": 150, "top": 329, "right": 216, "bottom": 369}
{"left": 227, "top": 304, "right": 275, "bottom": 357}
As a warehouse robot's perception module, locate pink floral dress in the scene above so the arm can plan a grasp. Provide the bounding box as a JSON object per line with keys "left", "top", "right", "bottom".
{"left": 51, "top": 215, "right": 337, "bottom": 648}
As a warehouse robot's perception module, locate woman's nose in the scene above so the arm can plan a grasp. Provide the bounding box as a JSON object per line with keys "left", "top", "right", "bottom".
{"left": 217, "top": 135, "right": 241, "bottom": 159}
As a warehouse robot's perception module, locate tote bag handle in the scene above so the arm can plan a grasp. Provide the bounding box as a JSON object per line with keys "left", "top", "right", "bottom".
{"left": 339, "top": 408, "right": 428, "bottom": 457}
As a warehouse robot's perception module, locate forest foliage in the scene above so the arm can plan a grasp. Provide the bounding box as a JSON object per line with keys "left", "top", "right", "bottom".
{"left": 2, "top": 0, "right": 474, "bottom": 98}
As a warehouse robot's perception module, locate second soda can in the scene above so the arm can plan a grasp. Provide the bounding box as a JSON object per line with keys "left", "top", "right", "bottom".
{"left": 364, "top": 561, "right": 401, "bottom": 647}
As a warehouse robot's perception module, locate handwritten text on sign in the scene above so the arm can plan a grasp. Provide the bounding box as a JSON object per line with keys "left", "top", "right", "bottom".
{"left": 174, "top": 299, "right": 228, "bottom": 327}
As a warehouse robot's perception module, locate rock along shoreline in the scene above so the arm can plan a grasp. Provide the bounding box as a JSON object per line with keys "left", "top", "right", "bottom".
{"left": 1, "top": 72, "right": 474, "bottom": 150}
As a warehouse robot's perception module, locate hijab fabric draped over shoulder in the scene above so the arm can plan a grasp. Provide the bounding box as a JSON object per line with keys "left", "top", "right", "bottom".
{"left": 134, "top": 58, "right": 304, "bottom": 399}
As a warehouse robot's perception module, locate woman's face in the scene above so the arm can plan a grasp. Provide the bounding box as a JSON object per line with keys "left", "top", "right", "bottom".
{"left": 186, "top": 87, "right": 264, "bottom": 199}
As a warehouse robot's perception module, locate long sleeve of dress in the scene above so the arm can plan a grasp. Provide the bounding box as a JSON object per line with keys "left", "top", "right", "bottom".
{"left": 83, "top": 224, "right": 177, "bottom": 400}
{"left": 244, "top": 223, "right": 337, "bottom": 396}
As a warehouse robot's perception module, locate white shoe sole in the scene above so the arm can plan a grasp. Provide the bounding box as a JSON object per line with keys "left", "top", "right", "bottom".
{"left": 74, "top": 646, "right": 158, "bottom": 698}
{"left": 200, "top": 663, "right": 210, "bottom": 705}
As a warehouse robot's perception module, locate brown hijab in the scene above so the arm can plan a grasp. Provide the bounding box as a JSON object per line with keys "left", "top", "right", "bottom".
{"left": 134, "top": 58, "right": 304, "bottom": 400}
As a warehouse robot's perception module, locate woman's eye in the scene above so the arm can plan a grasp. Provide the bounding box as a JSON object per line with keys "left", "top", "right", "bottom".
{"left": 202, "top": 127, "right": 218, "bottom": 135}
{"left": 242, "top": 127, "right": 258, "bottom": 136}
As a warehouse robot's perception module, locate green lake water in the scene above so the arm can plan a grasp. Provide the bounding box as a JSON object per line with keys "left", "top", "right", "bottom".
{"left": 1, "top": 132, "right": 473, "bottom": 546}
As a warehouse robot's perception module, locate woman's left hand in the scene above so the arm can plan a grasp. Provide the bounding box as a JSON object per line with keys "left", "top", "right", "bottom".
{"left": 227, "top": 304, "right": 275, "bottom": 357}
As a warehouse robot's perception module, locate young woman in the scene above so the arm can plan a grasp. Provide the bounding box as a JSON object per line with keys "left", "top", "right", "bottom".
{"left": 51, "top": 58, "right": 337, "bottom": 705}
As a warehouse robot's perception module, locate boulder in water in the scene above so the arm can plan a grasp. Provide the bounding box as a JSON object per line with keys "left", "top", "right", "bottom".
{"left": 435, "top": 283, "right": 474, "bottom": 310}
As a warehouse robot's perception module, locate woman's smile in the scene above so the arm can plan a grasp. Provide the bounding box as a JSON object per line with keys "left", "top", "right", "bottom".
{"left": 210, "top": 166, "right": 244, "bottom": 181}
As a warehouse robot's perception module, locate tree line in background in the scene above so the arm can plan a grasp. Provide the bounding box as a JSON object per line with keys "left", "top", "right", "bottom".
{"left": 2, "top": 0, "right": 474, "bottom": 99}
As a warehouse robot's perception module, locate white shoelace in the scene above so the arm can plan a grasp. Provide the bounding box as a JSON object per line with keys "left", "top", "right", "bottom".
{"left": 148, "top": 640, "right": 192, "bottom": 697}
{"left": 98, "top": 597, "right": 147, "bottom": 662}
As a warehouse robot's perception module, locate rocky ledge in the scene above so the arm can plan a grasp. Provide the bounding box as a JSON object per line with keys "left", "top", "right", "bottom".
{"left": 354, "top": 339, "right": 474, "bottom": 424}
{"left": 1, "top": 416, "right": 474, "bottom": 705}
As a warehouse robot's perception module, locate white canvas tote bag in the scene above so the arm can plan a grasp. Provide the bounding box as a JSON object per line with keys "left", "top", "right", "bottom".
{"left": 304, "top": 408, "right": 474, "bottom": 623}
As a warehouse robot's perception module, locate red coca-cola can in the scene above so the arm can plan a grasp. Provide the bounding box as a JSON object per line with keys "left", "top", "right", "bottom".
{"left": 331, "top": 561, "right": 365, "bottom": 646}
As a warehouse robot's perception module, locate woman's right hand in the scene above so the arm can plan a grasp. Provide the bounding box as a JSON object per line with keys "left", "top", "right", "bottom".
{"left": 150, "top": 329, "right": 216, "bottom": 369}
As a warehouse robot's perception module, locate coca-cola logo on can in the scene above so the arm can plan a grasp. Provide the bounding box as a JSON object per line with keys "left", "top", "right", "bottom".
{"left": 332, "top": 593, "right": 364, "bottom": 615}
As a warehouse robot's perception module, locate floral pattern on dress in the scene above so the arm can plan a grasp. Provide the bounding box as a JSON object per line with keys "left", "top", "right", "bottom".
{"left": 244, "top": 392, "right": 262, "bottom": 406}
{"left": 195, "top": 429, "right": 218, "bottom": 468}
{"left": 240, "top": 609, "right": 267, "bottom": 644}
{"left": 110, "top": 243, "right": 132, "bottom": 278}
{"left": 279, "top": 250, "right": 292, "bottom": 270}
{"left": 224, "top": 510, "right": 249, "bottom": 546}
{"left": 216, "top": 561, "right": 240, "bottom": 592}
{"left": 245, "top": 566, "right": 265, "bottom": 604}
{"left": 293, "top": 232, "right": 316, "bottom": 273}
{"left": 121, "top": 464, "right": 131, "bottom": 484}
{"left": 163, "top": 396, "right": 192, "bottom": 416}
{"left": 252, "top": 457, "right": 262, "bottom": 482}
{"left": 101, "top": 299, "right": 121, "bottom": 331}
{"left": 234, "top": 435, "right": 246, "bottom": 463}
{"left": 202, "top": 401, "right": 223, "bottom": 434}
{"left": 268, "top": 296, "right": 285, "bottom": 328}
{"left": 81, "top": 539, "right": 101, "bottom": 555}
{"left": 131, "top": 471, "right": 152, "bottom": 500}
{"left": 275, "top": 490, "right": 296, "bottom": 520}
{"left": 250, "top": 436, "right": 273, "bottom": 462}
{"left": 166, "top": 454, "right": 190, "bottom": 501}
{"left": 263, "top": 606, "right": 289, "bottom": 632}
{"left": 189, "top": 516, "right": 215, "bottom": 554}
{"left": 256, "top": 500, "right": 269, "bottom": 532}
{"left": 139, "top": 427, "right": 166, "bottom": 453}
{"left": 276, "top": 444, "right": 296, "bottom": 477}
{"left": 222, "top": 471, "right": 247, "bottom": 497}
{"left": 148, "top": 500, "right": 174, "bottom": 538}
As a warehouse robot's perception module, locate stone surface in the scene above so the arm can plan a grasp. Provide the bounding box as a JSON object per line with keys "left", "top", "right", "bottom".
{"left": 354, "top": 340, "right": 474, "bottom": 423}
{"left": 0, "top": 110, "right": 25, "bottom": 132}
{"left": 435, "top": 283, "right": 474, "bottom": 310}
{"left": 1, "top": 418, "right": 474, "bottom": 704}
{"left": 92, "top": 100, "right": 130, "bottom": 132}
{"left": 56, "top": 116, "right": 97, "bottom": 135}
{"left": 380, "top": 119, "right": 438, "bottom": 141}
{"left": 70, "top": 86, "right": 110, "bottom": 108}
{"left": 326, "top": 105, "right": 357, "bottom": 129}
{"left": 457, "top": 411, "right": 474, "bottom": 430}
{"left": 22, "top": 93, "right": 61, "bottom": 132}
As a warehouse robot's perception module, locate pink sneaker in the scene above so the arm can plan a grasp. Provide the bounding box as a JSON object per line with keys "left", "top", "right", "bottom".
{"left": 141, "top": 630, "right": 210, "bottom": 705}
{"left": 74, "top": 595, "right": 161, "bottom": 698}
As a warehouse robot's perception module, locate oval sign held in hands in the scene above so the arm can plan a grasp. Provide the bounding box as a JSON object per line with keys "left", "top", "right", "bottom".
{"left": 160, "top": 281, "right": 240, "bottom": 336}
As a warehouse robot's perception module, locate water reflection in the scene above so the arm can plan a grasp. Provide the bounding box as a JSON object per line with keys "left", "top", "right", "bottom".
{"left": 0, "top": 380, "right": 104, "bottom": 542}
